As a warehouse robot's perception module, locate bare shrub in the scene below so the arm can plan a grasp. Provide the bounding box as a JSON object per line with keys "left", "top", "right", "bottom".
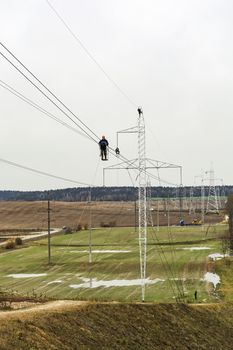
{"left": 77, "top": 224, "right": 82, "bottom": 231}
{"left": 100, "top": 222, "right": 110, "bottom": 227}
{"left": 15, "top": 237, "right": 23, "bottom": 246}
{"left": 5, "top": 239, "right": 16, "bottom": 249}
{"left": 100, "top": 221, "right": 116, "bottom": 227}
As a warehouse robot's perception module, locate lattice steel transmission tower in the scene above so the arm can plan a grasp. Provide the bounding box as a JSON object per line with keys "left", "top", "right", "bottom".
{"left": 102, "top": 108, "right": 182, "bottom": 301}
{"left": 206, "top": 167, "right": 219, "bottom": 214}
{"left": 137, "top": 107, "right": 147, "bottom": 302}
{"left": 189, "top": 186, "right": 195, "bottom": 215}
{"left": 146, "top": 179, "right": 154, "bottom": 227}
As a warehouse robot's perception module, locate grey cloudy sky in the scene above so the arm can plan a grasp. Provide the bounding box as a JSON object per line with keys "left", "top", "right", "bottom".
{"left": 0, "top": 0, "right": 232, "bottom": 190}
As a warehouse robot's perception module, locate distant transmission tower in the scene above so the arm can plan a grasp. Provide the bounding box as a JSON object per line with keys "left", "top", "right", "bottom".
{"left": 189, "top": 186, "right": 195, "bottom": 215}
{"left": 137, "top": 107, "right": 147, "bottom": 302}
{"left": 205, "top": 166, "right": 219, "bottom": 214}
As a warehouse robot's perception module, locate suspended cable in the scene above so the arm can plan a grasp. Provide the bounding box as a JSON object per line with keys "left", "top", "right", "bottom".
{"left": 0, "top": 79, "right": 89, "bottom": 140}
{"left": 0, "top": 157, "right": 91, "bottom": 187}
{"left": 0, "top": 42, "right": 99, "bottom": 143}
{"left": 45, "top": 0, "right": 137, "bottom": 108}
{"left": 0, "top": 59, "right": 136, "bottom": 176}
{"left": 149, "top": 226, "right": 185, "bottom": 301}
{"left": 0, "top": 43, "right": 181, "bottom": 188}
{"left": 0, "top": 43, "right": 134, "bottom": 163}
{"left": 0, "top": 43, "right": 132, "bottom": 163}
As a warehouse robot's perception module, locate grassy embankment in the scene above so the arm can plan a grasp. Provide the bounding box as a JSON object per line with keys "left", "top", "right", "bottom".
{"left": 0, "top": 224, "right": 227, "bottom": 303}
{"left": 1, "top": 302, "right": 233, "bottom": 349}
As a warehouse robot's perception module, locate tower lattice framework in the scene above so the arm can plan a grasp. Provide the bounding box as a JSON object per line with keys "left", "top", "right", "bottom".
{"left": 206, "top": 167, "right": 219, "bottom": 214}
{"left": 137, "top": 107, "right": 147, "bottom": 301}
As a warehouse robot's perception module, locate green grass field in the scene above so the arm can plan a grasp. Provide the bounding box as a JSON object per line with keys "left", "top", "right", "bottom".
{"left": 0, "top": 224, "right": 229, "bottom": 303}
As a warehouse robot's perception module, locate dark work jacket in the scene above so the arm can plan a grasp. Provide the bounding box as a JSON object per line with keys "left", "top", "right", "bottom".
{"left": 99, "top": 139, "right": 108, "bottom": 149}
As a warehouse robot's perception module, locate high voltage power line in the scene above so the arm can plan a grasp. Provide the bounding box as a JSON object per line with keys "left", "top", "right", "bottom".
{"left": 0, "top": 42, "right": 180, "bottom": 187}
{"left": 0, "top": 42, "right": 139, "bottom": 186}
{"left": 0, "top": 42, "right": 98, "bottom": 144}
{"left": 0, "top": 157, "right": 91, "bottom": 187}
{"left": 0, "top": 42, "right": 137, "bottom": 170}
{"left": 0, "top": 42, "right": 133, "bottom": 162}
{"left": 45, "top": 0, "right": 137, "bottom": 108}
{"left": 0, "top": 36, "right": 181, "bottom": 300}
{"left": 0, "top": 79, "right": 89, "bottom": 140}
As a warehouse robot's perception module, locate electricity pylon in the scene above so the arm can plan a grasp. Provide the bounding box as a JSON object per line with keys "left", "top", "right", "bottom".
{"left": 103, "top": 108, "right": 182, "bottom": 301}
{"left": 189, "top": 186, "right": 195, "bottom": 215}
{"left": 205, "top": 166, "right": 219, "bottom": 214}
{"left": 137, "top": 107, "right": 147, "bottom": 302}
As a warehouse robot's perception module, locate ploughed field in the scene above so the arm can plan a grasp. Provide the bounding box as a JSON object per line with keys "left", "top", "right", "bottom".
{"left": 0, "top": 200, "right": 224, "bottom": 230}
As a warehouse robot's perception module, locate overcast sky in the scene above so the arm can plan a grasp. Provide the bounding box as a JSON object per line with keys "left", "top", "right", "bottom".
{"left": 0, "top": 0, "right": 232, "bottom": 190}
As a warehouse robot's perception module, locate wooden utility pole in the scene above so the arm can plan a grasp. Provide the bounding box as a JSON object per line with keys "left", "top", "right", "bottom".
{"left": 48, "top": 192, "right": 51, "bottom": 264}
{"left": 134, "top": 200, "right": 137, "bottom": 233}
{"left": 88, "top": 188, "right": 92, "bottom": 264}
{"left": 226, "top": 194, "right": 233, "bottom": 255}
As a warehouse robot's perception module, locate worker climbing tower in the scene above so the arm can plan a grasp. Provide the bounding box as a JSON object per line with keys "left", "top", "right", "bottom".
{"left": 137, "top": 107, "right": 147, "bottom": 302}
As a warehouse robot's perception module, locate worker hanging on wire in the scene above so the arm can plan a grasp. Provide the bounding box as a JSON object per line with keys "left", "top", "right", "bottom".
{"left": 99, "top": 135, "right": 109, "bottom": 161}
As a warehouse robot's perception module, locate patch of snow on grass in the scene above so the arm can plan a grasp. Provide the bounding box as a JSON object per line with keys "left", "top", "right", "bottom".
{"left": 7, "top": 273, "right": 47, "bottom": 278}
{"left": 69, "top": 250, "right": 131, "bottom": 253}
{"left": 47, "top": 280, "right": 63, "bottom": 285}
{"left": 70, "top": 277, "right": 164, "bottom": 289}
{"left": 203, "top": 272, "right": 220, "bottom": 289}
{"left": 208, "top": 253, "right": 228, "bottom": 261}
{"left": 180, "top": 247, "right": 211, "bottom": 251}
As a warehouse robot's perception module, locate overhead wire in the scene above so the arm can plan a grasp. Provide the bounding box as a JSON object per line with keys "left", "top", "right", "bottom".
{"left": 11, "top": 199, "right": 93, "bottom": 293}
{"left": 0, "top": 10, "right": 185, "bottom": 300}
{"left": 0, "top": 42, "right": 181, "bottom": 216}
{"left": 45, "top": 0, "right": 137, "bottom": 108}
{"left": 42, "top": 205, "right": 92, "bottom": 281}
{"left": 145, "top": 188, "right": 185, "bottom": 299}
{"left": 24, "top": 160, "right": 101, "bottom": 293}
{"left": 148, "top": 225, "right": 185, "bottom": 301}
{"left": 0, "top": 79, "right": 89, "bottom": 140}
{"left": 0, "top": 42, "right": 138, "bottom": 169}
{"left": 1, "top": 31, "right": 183, "bottom": 192}
{"left": 0, "top": 42, "right": 183, "bottom": 189}
{"left": 0, "top": 157, "right": 90, "bottom": 187}
{"left": 2, "top": 43, "right": 140, "bottom": 171}
{"left": 0, "top": 44, "right": 98, "bottom": 144}
{"left": 42, "top": 3, "right": 184, "bottom": 187}
{"left": 49, "top": 162, "right": 101, "bottom": 267}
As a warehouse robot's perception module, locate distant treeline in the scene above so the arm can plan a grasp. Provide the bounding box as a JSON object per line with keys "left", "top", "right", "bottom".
{"left": 0, "top": 186, "right": 232, "bottom": 202}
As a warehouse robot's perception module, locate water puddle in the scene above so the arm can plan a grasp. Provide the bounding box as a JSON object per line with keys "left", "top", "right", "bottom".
{"left": 7, "top": 273, "right": 47, "bottom": 278}
{"left": 70, "top": 277, "right": 164, "bottom": 289}
{"left": 203, "top": 272, "right": 220, "bottom": 289}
